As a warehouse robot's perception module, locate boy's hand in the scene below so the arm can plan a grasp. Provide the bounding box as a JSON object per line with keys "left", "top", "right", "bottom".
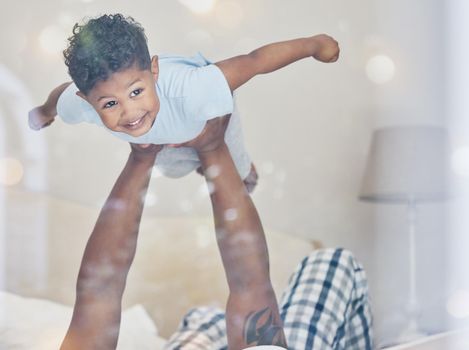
{"left": 309, "top": 34, "right": 340, "bottom": 63}
{"left": 28, "top": 105, "right": 56, "bottom": 130}
{"left": 169, "top": 115, "right": 230, "bottom": 154}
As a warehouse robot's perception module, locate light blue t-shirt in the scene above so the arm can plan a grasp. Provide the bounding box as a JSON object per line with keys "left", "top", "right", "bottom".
{"left": 57, "top": 53, "right": 251, "bottom": 179}
{"left": 57, "top": 53, "right": 234, "bottom": 144}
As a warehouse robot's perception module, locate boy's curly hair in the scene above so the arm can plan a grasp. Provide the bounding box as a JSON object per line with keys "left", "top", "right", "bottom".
{"left": 63, "top": 14, "right": 151, "bottom": 95}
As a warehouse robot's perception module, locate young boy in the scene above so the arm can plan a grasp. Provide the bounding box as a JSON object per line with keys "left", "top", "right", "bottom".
{"left": 28, "top": 14, "right": 339, "bottom": 192}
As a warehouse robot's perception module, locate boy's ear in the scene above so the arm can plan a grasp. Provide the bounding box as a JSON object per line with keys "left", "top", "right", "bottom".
{"left": 151, "top": 55, "right": 159, "bottom": 82}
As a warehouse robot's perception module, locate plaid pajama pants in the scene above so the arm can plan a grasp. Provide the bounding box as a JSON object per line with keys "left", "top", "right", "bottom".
{"left": 164, "top": 248, "right": 373, "bottom": 350}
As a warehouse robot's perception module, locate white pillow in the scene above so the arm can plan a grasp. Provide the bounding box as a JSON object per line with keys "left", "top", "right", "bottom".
{"left": 0, "top": 291, "right": 167, "bottom": 350}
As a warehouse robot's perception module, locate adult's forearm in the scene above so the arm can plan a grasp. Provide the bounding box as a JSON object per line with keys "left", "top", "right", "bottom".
{"left": 76, "top": 153, "right": 153, "bottom": 295}
{"left": 199, "top": 145, "right": 268, "bottom": 288}
{"left": 61, "top": 152, "right": 155, "bottom": 350}
{"left": 198, "top": 144, "right": 287, "bottom": 349}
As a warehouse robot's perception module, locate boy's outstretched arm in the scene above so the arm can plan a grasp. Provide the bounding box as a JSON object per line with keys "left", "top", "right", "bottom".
{"left": 60, "top": 143, "right": 161, "bottom": 350}
{"left": 179, "top": 117, "right": 287, "bottom": 349}
{"left": 29, "top": 82, "right": 72, "bottom": 130}
{"left": 215, "top": 34, "right": 339, "bottom": 92}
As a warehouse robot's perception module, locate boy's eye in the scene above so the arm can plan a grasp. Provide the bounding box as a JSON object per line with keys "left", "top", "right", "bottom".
{"left": 103, "top": 100, "right": 117, "bottom": 109}
{"left": 130, "top": 88, "right": 143, "bottom": 97}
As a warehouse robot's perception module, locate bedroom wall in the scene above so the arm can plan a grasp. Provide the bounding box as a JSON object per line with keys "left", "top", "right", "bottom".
{"left": 365, "top": 0, "right": 447, "bottom": 345}
{"left": 445, "top": 0, "right": 469, "bottom": 335}
{"left": 0, "top": 0, "right": 450, "bottom": 345}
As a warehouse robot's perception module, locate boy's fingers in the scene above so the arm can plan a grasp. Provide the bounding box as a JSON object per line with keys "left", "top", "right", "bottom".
{"left": 28, "top": 120, "right": 40, "bottom": 131}
{"left": 42, "top": 119, "right": 55, "bottom": 128}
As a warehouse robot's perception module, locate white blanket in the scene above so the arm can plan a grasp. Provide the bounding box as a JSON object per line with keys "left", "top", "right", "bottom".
{"left": 0, "top": 291, "right": 166, "bottom": 349}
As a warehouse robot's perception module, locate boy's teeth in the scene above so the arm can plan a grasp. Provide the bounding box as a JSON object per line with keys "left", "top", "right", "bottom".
{"left": 128, "top": 118, "right": 141, "bottom": 126}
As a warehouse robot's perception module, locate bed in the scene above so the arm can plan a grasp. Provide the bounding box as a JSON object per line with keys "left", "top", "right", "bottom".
{"left": 2, "top": 187, "right": 313, "bottom": 347}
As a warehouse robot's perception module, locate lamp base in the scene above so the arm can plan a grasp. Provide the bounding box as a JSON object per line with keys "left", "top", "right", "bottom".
{"left": 397, "top": 320, "right": 426, "bottom": 344}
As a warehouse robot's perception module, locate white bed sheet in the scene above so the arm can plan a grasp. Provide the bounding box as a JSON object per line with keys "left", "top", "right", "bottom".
{"left": 0, "top": 291, "right": 167, "bottom": 349}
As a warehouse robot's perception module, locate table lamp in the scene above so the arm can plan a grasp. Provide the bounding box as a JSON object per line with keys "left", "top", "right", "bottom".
{"left": 359, "top": 125, "right": 448, "bottom": 342}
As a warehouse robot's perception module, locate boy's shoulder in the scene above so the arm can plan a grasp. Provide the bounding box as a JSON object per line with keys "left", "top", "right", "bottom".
{"left": 158, "top": 53, "right": 230, "bottom": 99}
{"left": 158, "top": 52, "right": 212, "bottom": 68}
{"left": 157, "top": 52, "right": 233, "bottom": 123}
{"left": 157, "top": 53, "right": 213, "bottom": 98}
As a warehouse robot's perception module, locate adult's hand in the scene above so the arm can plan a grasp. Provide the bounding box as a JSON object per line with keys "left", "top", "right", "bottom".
{"left": 170, "top": 115, "right": 230, "bottom": 154}
{"left": 129, "top": 143, "right": 163, "bottom": 163}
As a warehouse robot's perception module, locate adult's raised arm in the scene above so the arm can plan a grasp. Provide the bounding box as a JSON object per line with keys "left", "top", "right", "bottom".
{"left": 60, "top": 144, "right": 161, "bottom": 350}
{"left": 180, "top": 117, "right": 287, "bottom": 350}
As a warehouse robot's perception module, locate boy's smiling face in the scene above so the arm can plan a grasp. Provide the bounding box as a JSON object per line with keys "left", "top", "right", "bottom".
{"left": 77, "top": 56, "right": 160, "bottom": 137}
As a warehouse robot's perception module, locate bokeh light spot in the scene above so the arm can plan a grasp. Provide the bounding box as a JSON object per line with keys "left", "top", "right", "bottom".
{"left": 215, "top": 1, "right": 244, "bottom": 29}
{"left": 145, "top": 193, "right": 158, "bottom": 207}
{"left": 178, "top": 0, "right": 216, "bottom": 14}
{"left": 224, "top": 208, "right": 238, "bottom": 221}
{"left": 447, "top": 289, "right": 469, "bottom": 319}
{"left": 206, "top": 165, "right": 220, "bottom": 179}
{"left": 39, "top": 25, "right": 67, "bottom": 54}
{"left": 0, "top": 158, "right": 24, "bottom": 186}
{"left": 451, "top": 147, "right": 469, "bottom": 177}
{"left": 365, "top": 54, "right": 396, "bottom": 84}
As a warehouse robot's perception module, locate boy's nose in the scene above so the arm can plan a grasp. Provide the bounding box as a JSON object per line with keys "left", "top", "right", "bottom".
{"left": 120, "top": 103, "right": 135, "bottom": 121}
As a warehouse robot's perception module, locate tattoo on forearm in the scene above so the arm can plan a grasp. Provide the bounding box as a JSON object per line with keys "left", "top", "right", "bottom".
{"left": 243, "top": 307, "right": 287, "bottom": 347}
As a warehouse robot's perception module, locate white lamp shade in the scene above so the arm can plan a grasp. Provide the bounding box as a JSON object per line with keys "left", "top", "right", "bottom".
{"left": 359, "top": 126, "right": 448, "bottom": 203}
